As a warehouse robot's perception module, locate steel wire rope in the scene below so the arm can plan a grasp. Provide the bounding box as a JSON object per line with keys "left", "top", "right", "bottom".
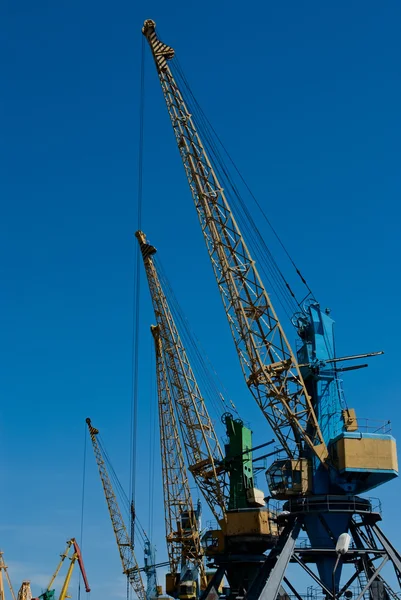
{"left": 172, "top": 59, "right": 314, "bottom": 300}
{"left": 172, "top": 62, "right": 300, "bottom": 321}
{"left": 155, "top": 257, "right": 240, "bottom": 421}
{"left": 172, "top": 63, "right": 296, "bottom": 302}
{"left": 148, "top": 340, "right": 157, "bottom": 541}
{"left": 98, "top": 435, "right": 147, "bottom": 549}
{"left": 172, "top": 65, "right": 311, "bottom": 338}
{"left": 189, "top": 104, "right": 298, "bottom": 320}
{"left": 156, "top": 256, "right": 223, "bottom": 414}
{"left": 182, "top": 82, "right": 300, "bottom": 321}
{"left": 130, "top": 33, "right": 146, "bottom": 549}
{"left": 78, "top": 423, "right": 87, "bottom": 600}
{"left": 172, "top": 121, "right": 290, "bottom": 323}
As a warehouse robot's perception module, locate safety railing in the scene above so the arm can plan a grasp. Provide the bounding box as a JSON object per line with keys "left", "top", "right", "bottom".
{"left": 284, "top": 495, "right": 382, "bottom": 515}
{"left": 355, "top": 418, "right": 392, "bottom": 434}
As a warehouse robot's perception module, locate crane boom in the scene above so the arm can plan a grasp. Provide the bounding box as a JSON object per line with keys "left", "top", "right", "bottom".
{"left": 58, "top": 539, "right": 90, "bottom": 600}
{"left": 0, "top": 552, "right": 16, "bottom": 600}
{"left": 136, "top": 231, "right": 228, "bottom": 521}
{"left": 142, "top": 20, "right": 328, "bottom": 465}
{"left": 152, "top": 324, "right": 207, "bottom": 590}
{"left": 71, "top": 540, "right": 90, "bottom": 593}
{"left": 45, "top": 541, "right": 71, "bottom": 594}
{"left": 86, "top": 419, "right": 146, "bottom": 600}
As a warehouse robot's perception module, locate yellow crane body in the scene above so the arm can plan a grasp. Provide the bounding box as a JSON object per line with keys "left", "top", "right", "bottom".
{"left": 152, "top": 324, "right": 207, "bottom": 595}
{"left": 142, "top": 20, "right": 328, "bottom": 468}
{"left": 86, "top": 419, "right": 146, "bottom": 600}
{"left": 136, "top": 231, "right": 228, "bottom": 523}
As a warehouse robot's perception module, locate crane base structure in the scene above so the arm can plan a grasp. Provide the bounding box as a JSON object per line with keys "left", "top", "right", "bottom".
{"left": 201, "top": 497, "right": 401, "bottom": 600}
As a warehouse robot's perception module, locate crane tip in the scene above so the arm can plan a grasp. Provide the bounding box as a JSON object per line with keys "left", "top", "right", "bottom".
{"left": 142, "top": 19, "right": 156, "bottom": 36}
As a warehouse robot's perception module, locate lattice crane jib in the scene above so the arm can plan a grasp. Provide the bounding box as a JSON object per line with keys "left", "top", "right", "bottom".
{"left": 86, "top": 419, "right": 146, "bottom": 600}
{"left": 0, "top": 552, "right": 16, "bottom": 600}
{"left": 141, "top": 20, "right": 328, "bottom": 468}
{"left": 16, "top": 583, "right": 31, "bottom": 600}
{"left": 136, "top": 231, "right": 228, "bottom": 522}
{"left": 152, "top": 325, "right": 207, "bottom": 591}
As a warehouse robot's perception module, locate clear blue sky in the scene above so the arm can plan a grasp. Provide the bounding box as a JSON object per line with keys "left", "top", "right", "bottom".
{"left": 1, "top": 1, "right": 400, "bottom": 599}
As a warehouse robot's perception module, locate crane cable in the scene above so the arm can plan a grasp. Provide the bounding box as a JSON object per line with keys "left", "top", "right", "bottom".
{"left": 148, "top": 341, "right": 157, "bottom": 541}
{"left": 130, "top": 33, "right": 146, "bottom": 547}
{"left": 156, "top": 256, "right": 240, "bottom": 422}
{"left": 98, "top": 433, "right": 148, "bottom": 549}
{"left": 171, "top": 58, "right": 315, "bottom": 319}
{"left": 172, "top": 62, "right": 298, "bottom": 320}
{"left": 78, "top": 423, "right": 87, "bottom": 600}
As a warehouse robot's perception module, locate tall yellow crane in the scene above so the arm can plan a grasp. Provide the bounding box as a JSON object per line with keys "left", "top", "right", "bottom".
{"left": 137, "top": 231, "right": 278, "bottom": 600}
{"left": 141, "top": 21, "right": 401, "bottom": 600}
{"left": 0, "top": 552, "right": 16, "bottom": 600}
{"left": 136, "top": 231, "right": 228, "bottom": 523}
{"left": 86, "top": 419, "right": 146, "bottom": 600}
{"left": 151, "top": 324, "right": 207, "bottom": 599}
{"left": 142, "top": 20, "right": 328, "bottom": 467}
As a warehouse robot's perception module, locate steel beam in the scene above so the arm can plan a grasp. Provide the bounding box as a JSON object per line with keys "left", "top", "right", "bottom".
{"left": 373, "top": 525, "right": 401, "bottom": 574}
{"left": 292, "top": 555, "right": 333, "bottom": 597}
{"left": 247, "top": 520, "right": 301, "bottom": 600}
{"left": 200, "top": 565, "right": 226, "bottom": 600}
{"left": 355, "top": 557, "right": 389, "bottom": 600}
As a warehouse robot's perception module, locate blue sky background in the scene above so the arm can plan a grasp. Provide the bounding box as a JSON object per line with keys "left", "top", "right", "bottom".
{"left": 1, "top": 1, "right": 401, "bottom": 599}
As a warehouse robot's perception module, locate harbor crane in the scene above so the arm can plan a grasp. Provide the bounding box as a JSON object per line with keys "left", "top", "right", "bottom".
{"left": 86, "top": 419, "right": 149, "bottom": 600}
{"left": 135, "top": 231, "right": 227, "bottom": 525}
{"left": 137, "top": 230, "right": 278, "bottom": 599}
{"left": 151, "top": 323, "right": 206, "bottom": 600}
{"left": 86, "top": 418, "right": 158, "bottom": 600}
{"left": 143, "top": 19, "right": 401, "bottom": 600}
{"left": 36, "top": 538, "right": 90, "bottom": 600}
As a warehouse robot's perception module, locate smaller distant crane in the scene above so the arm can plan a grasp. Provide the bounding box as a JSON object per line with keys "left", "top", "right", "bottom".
{"left": 0, "top": 551, "right": 17, "bottom": 600}
{"left": 16, "top": 583, "right": 32, "bottom": 600}
{"left": 58, "top": 540, "right": 90, "bottom": 600}
{"left": 86, "top": 418, "right": 149, "bottom": 600}
{"left": 35, "top": 539, "right": 90, "bottom": 600}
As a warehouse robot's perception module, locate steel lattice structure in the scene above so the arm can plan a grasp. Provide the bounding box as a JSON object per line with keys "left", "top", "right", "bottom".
{"left": 142, "top": 20, "right": 328, "bottom": 466}
{"left": 152, "top": 324, "right": 207, "bottom": 589}
{"left": 137, "top": 231, "right": 228, "bottom": 522}
{"left": 0, "top": 552, "right": 16, "bottom": 600}
{"left": 86, "top": 419, "right": 146, "bottom": 600}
